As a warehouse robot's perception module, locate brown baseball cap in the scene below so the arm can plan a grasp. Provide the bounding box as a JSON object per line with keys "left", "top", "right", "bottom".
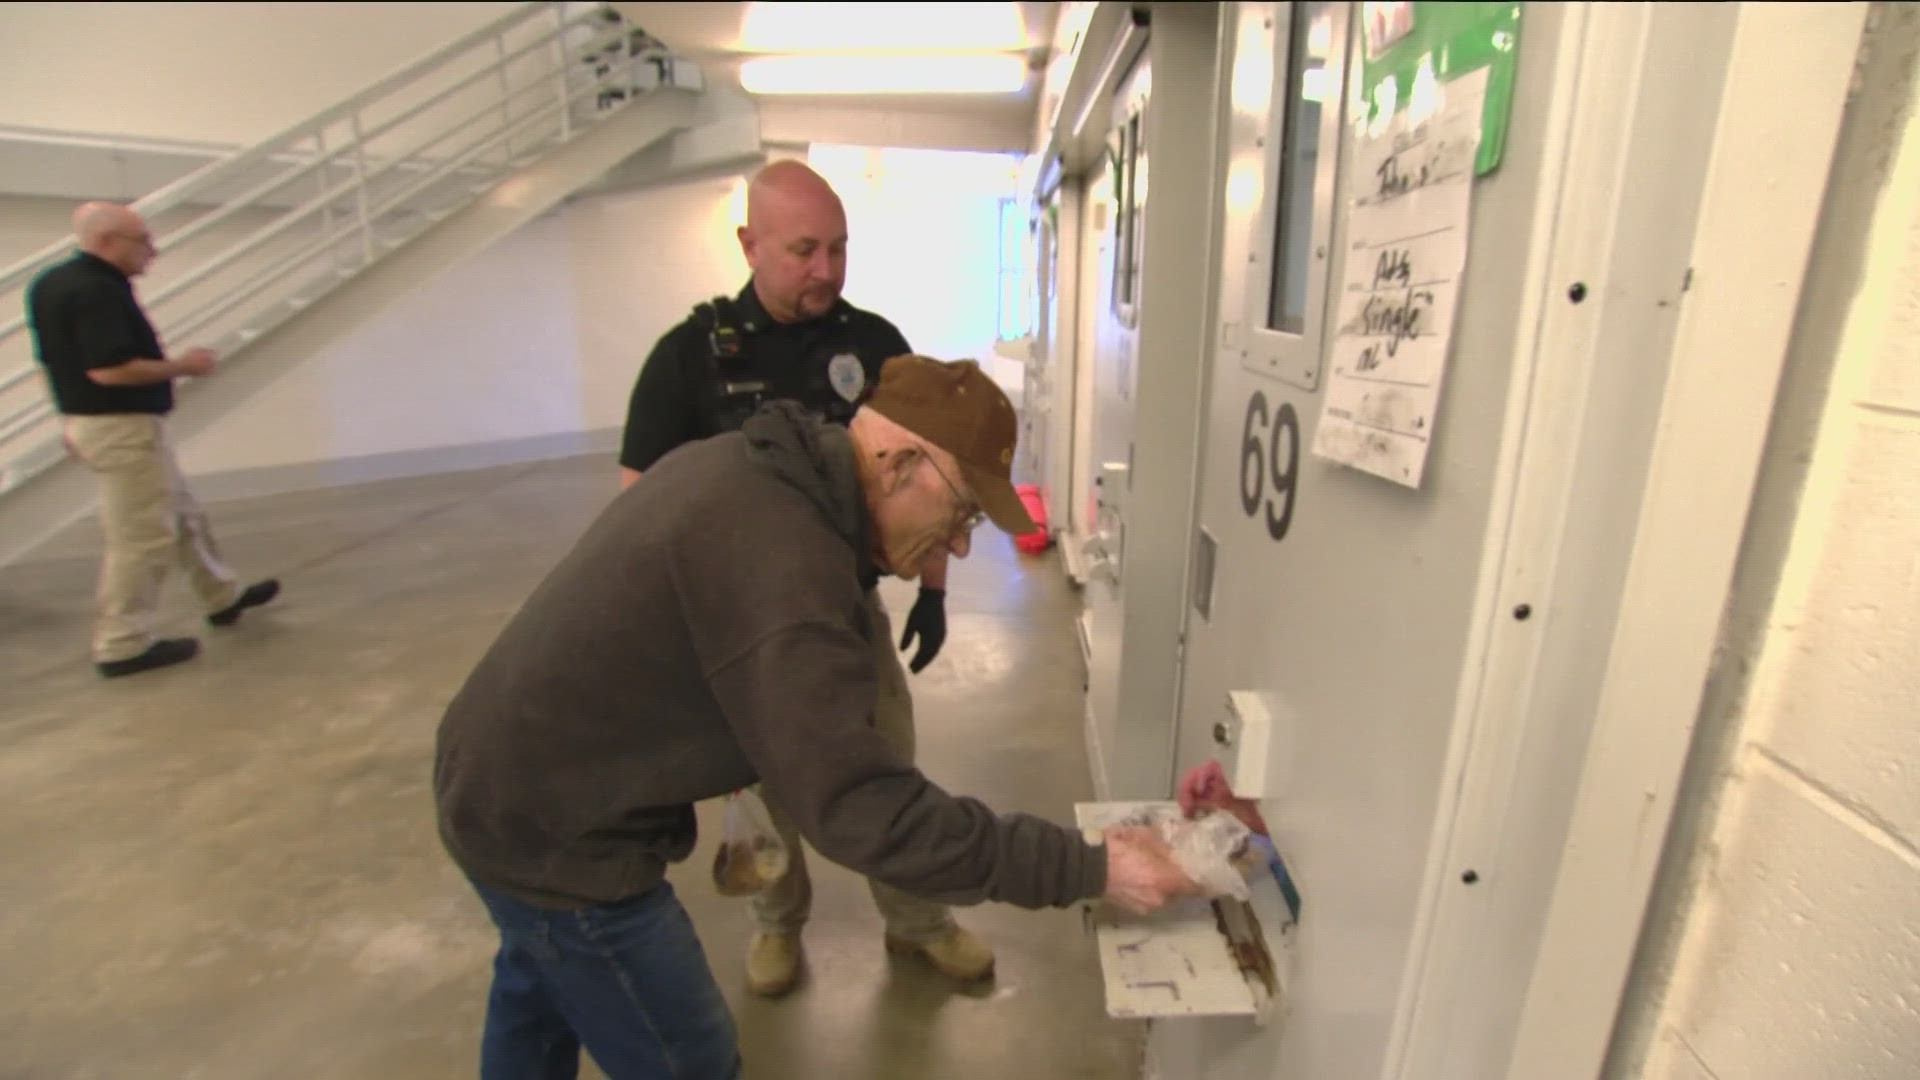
{"left": 863, "top": 354, "right": 1036, "bottom": 536}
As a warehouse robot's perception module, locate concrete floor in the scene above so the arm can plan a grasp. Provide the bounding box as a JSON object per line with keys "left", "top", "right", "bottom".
{"left": 0, "top": 453, "right": 1144, "bottom": 1080}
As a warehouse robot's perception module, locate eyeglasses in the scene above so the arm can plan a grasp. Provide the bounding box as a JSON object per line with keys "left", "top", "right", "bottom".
{"left": 109, "top": 230, "right": 155, "bottom": 248}
{"left": 919, "top": 445, "right": 985, "bottom": 534}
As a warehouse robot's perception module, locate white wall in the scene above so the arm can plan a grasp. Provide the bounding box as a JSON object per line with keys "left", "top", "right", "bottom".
{"left": 174, "top": 175, "right": 744, "bottom": 478}
{"left": 561, "top": 174, "right": 752, "bottom": 429}
{"left": 1606, "top": 9, "right": 1920, "bottom": 1078}
{"left": 808, "top": 144, "right": 1025, "bottom": 390}
{"left": 0, "top": 2, "right": 524, "bottom": 145}
{"left": 0, "top": 195, "right": 87, "bottom": 277}
{"left": 178, "top": 207, "right": 590, "bottom": 475}
{"left": 155, "top": 146, "right": 1024, "bottom": 484}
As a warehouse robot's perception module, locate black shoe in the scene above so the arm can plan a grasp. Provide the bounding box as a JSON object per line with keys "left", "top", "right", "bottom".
{"left": 97, "top": 638, "right": 200, "bottom": 679}
{"left": 208, "top": 579, "right": 280, "bottom": 627}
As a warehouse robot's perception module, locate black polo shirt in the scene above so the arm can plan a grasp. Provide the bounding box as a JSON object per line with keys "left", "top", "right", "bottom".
{"left": 25, "top": 252, "right": 172, "bottom": 416}
{"left": 619, "top": 280, "right": 913, "bottom": 473}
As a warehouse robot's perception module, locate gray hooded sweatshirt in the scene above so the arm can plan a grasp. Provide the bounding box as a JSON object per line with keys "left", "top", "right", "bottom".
{"left": 432, "top": 401, "right": 1109, "bottom": 911}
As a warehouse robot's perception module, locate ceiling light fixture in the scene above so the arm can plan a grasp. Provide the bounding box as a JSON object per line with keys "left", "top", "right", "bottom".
{"left": 738, "top": 53, "right": 1030, "bottom": 95}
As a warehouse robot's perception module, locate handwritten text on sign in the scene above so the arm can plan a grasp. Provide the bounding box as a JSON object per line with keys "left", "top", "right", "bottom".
{"left": 1313, "top": 66, "right": 1486, "bottom": 489}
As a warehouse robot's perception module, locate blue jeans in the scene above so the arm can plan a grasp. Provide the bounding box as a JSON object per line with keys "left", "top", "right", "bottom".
{"left": 469, "top": 878, "right": 742, "bottom": 1080}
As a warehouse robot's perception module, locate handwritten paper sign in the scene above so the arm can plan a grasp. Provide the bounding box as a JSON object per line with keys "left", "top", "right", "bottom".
{"left": 1312, "top": 65, "right": 1487, "bottom": 488}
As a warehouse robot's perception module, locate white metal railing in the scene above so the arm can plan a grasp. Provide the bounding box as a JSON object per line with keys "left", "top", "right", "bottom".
{"left": 0, "top": 0, "right": 674, "bottom": 498}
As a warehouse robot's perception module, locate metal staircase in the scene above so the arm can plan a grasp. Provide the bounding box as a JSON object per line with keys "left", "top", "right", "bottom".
{"left": 0, "top": 1, "right": 686, "bottom": 501}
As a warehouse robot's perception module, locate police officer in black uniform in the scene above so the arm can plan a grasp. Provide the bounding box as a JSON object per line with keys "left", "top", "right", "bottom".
{"left": 617, "top": 281, "right": 909, "bottom": 475}
{"left": 615, "top": 160, "right": 998, "bottom": 997}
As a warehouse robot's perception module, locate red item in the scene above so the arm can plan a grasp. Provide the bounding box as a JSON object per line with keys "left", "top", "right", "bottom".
{"left": 1014, "top": 483, "right": 1051, "bottom": 554}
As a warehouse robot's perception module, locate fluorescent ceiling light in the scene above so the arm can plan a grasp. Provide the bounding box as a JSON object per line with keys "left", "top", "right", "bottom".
{"left": 740, "top": 2, "right": 1027, "bottom": 53}
{"left": 739, "top": 54, "right": 1029, "bottom": 95}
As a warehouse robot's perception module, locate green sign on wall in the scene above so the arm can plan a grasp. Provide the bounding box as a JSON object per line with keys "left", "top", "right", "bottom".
{"left": 1357, "top": 1, "right": 1522, "bottom": 176}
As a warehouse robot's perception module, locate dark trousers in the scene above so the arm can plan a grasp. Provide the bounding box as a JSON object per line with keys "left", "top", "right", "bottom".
{"left": 469, "top": 879, "right": 742, "bottom": 1080}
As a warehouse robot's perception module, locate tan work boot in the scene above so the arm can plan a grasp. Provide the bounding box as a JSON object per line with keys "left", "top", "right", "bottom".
{"left": 884, "top": 925, "right": 996, "bottom": 983}
{"left": 746, "top": 931, "right": 802, "bottom": 997}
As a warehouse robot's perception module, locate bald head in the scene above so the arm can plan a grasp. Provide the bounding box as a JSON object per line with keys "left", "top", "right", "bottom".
{"left": 737, "top": 160, "right": 848, "bottom": 323}
{"left": 745, "top": 160, "right": 844, "bottom": 232}
{"left": 74, "top": 201, "right": 156, "bottom": 277}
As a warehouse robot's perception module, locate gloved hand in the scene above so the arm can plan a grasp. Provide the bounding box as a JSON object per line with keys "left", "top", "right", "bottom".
{"left": 899, "top": 587, "right": 947, "bottom": 673}
{"left": 1176, "top": 760, "right": 1269, "bottom": 835}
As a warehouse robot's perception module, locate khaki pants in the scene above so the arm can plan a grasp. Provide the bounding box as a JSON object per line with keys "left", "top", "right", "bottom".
{"left": 749, "top": 588, "right": 956, "bottom": 942}
{"left": 64, "top": 414, "right": 240, "bottom": 663}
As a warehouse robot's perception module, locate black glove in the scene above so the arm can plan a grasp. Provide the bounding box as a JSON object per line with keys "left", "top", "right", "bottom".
{"left": 899, "top": 587, "right": 947, "bottom": 673}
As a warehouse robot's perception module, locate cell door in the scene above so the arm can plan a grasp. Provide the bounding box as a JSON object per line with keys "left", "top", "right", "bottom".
{"left": 1081, "top": 45, "right": 1151, "bottom": 794}
{"left": 1018, "top": 207, "right": 1053, "bottom": 489}
{"left": 1164, "top": 1, "right": 1569, "bottom": 1076}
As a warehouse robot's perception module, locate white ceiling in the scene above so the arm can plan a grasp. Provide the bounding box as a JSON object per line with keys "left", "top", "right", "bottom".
{"left": 608, "top": 2, "right": 1059, "bottom": 128}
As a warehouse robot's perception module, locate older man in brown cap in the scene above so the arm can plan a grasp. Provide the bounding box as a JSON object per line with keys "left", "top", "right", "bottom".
{"left": 619, "top": 158, "right": 993, "bottom": 999}
{"left": 434, "top": 355, "right": 1198, "bottom": 1080}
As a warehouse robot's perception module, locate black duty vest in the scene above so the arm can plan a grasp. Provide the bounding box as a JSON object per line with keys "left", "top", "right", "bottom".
{"left": 691, "top": 294, "right": 877, "bottom": 433}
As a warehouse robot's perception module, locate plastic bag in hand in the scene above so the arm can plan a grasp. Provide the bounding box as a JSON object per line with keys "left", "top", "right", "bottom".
{"left": 712, "top": 789, "right": 790, "bottom": 896}
{"left": 1157, "top": 809, "right": 1255, "bottom": 902}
